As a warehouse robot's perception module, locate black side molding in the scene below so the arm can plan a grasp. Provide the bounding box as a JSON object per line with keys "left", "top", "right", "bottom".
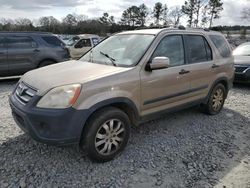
{"left": 144, "top": 85, "right": 208, "bottom": 105}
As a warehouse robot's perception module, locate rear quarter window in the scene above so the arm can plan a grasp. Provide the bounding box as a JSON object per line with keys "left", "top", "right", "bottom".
{"left": 209, "top": 35, "right": 231, "bottom": 58}
{"left": 42, "top": 36, "right": 64, "bottom": 47}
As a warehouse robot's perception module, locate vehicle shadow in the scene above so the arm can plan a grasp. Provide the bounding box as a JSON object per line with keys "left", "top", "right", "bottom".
{"left": 233, "top": 82, "right": 250, "bottom": 90}
{"left": 0, "top": 106, "right": 249, "bottom": 187}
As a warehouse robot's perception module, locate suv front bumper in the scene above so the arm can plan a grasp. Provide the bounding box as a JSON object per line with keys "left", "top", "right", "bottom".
{"left": 9, "top": 94, "right": 89, "bottom": 145}
{"left": 234, "top": 66, "right": 250, "bottom": 83}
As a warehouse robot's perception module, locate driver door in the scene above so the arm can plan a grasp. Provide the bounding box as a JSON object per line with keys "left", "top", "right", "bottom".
{"left": 140, "top": 35, "right": 192, "bottom": 116}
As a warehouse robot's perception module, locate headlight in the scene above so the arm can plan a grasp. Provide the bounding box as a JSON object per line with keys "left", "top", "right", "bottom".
{"left": 37, "top": 84, "right": 81, "bottom": 109}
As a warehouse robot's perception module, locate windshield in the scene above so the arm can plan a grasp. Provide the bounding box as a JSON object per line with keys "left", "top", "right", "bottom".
{"left": 233, "top": 44, "right": 250, "bottom": 56}
{"left": 67, "top": 36, "right": 80, "bottom": 46}
{"left": 80, "top": 34, "right": 155, "bottom": 67}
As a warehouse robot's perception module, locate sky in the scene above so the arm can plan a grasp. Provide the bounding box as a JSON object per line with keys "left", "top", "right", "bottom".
{"left": 0, "top": 0, "right": 250, "bottom": 26}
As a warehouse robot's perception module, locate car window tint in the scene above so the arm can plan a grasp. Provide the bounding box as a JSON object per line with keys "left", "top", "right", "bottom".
{"left": 209, "top": 35, "right": 231, "bottom": 58}
{"left": 186, "top": 35, "right": 208, "bottom": 63}
{"left": 7, "top": 36, "right": 37, "bottom": 49}
{"left": 204, "top": 38, "right": 213, "bottom": 61}
{"left": 152, "top": 35, "right": 185, "bottom": 66}
{"left": 42, "top": 36, "right": 64, "bottom": 47}
{"left": 75, "top": 39, "right": 92, "bottom": 48}
{"left": 0, "top": 37, "right": 4, "bottom": 48}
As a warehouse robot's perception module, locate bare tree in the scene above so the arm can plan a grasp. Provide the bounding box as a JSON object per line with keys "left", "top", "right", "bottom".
{"left": 62, "top": 14, "right": 78, "bottom": 26}
{"left": 39, "top": 16, "right": 60, "bottom": 32}
{"left": 207, "top": 0, "right": 223, "bottom": 28}
{"left": 15, "top": 18, "right": 32, "bottom": 26}
{"left": 201, "top": 5, "right": 210, "bottom": 27}
{"left": 162, "top": 4, "right": 170, "bottom": 26}
{"left": 169, "top": 6, "right": 183, "bottom": 26}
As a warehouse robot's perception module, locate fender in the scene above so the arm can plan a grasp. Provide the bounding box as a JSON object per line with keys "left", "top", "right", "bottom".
{"left": 84, "top": 97, "right": 140, "bottom": 125}
{"left": 204, "top": 77, "right": 232, "bottom": 104}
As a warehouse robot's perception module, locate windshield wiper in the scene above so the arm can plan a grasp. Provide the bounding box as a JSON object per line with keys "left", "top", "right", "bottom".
{"left": 100, "top": 51, "right": 117, "bottom": 66}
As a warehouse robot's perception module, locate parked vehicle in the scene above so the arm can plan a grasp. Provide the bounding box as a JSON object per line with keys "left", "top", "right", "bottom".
{"left": 65, "top": 35, "right": 80, "bottom": 47}
{"left": 233, "top": 42, "right": 250, "bottom": 83}
{"left": 9, "top": 28, "right": 234, "bottom": 162}
{"left": 0, "top": 32, "right": 70, "bottom": 77}
{"left": 67, "top": 34, "right": 100, "bottom": 59}
{"left": 57, "top": 34, "right": 74, "bottom": 44}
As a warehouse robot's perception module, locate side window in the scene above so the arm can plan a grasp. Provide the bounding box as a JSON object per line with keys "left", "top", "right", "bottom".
{"left": 185, "top": 35, "right": 208, "bottom": 63}
{"left": 0, "top": 37, "right": 4, "bottom": 48}
{"left": 204, "top": 38, "right": 213, "bottom": 61}
{"left": 7, "top": 36, "right": 37, "bottom": 49}
{"left": 42, "top": 36, "right": 64, "bottom": 47}
{"left": 152, "top": 35, "right": 185, "bottom": 66}
{"left": 75, "top": 39, "right": 92, "bottom": 49}
{"left": 209, "top": 35, "right": 231, "bottom": 58}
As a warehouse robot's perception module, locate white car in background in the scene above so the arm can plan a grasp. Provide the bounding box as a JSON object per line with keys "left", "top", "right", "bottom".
{"left": 67, "top": 34, "right": 100, "bottom": 59}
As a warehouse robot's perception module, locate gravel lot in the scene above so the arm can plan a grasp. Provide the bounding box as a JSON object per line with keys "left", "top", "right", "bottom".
{"left": 0, "top": 78, "right": 249, "bottom": 188}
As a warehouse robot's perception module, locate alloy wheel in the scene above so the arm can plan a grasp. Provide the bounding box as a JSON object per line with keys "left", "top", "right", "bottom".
{"left": 95, "top": 119, "right": 125, "bottom": 156}
{"left": 212, "top": 88, "right": 224, "bottom": 111}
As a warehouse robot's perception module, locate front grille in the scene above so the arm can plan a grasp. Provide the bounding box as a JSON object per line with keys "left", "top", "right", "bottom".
{"left": 235, "top": 65, "right": 249, "bottom": 73}
{"left": 14, "top": 82, "right": 37, "bottom": 105}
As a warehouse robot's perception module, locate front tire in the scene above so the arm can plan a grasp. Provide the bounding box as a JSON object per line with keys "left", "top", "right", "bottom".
{"left": 81, "top": 107, "right": 130, "bottom": 162}
{"left": 203, "top": 83, "right": 227, "bottom": 115}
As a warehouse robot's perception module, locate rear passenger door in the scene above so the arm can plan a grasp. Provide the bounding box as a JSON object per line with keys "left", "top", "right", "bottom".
{"left": 0, "top": 36, "right": 8, "bottom": 76}
{"left": 183, "top": 35, "right": 215, "bottom": 99}
{"left": 7, "top": 36, "right": 41, "bottom": 76}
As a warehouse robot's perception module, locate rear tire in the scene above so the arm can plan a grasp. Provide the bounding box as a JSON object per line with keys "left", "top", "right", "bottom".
{"left": 203, "top": 83, "right": 227, "bottom": 115}
{"left": 81, "top": 107, "right": 130, "bottom": 162}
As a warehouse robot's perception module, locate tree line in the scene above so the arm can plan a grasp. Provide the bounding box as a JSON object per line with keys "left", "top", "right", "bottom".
{"left": 0, "top": 0, "right": 247, "bottom": 35}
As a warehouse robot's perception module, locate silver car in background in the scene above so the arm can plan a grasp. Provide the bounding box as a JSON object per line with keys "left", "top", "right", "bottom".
{"left": 67, "top": 34, "right": 100, "bottom": 59}
{"left": 233, "top": 42, "right": 250, "bottom": 83}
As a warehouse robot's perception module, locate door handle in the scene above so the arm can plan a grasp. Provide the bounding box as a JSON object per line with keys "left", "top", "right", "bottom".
{"left": 33, "top": 49, "right": 40, "bottom": 52}
{"left": 179, "top": 69, "right": 190, "bottom": 75}
{"left": 212, "top": 64, "right": 220, "bottom": 68}
{"left": 0, "top": 52, "right": 5, "bottom": 55}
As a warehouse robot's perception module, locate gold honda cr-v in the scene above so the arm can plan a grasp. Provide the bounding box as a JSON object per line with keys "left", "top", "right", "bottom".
{"left": 9, "top": 27, "right": 234, "bottom": 162}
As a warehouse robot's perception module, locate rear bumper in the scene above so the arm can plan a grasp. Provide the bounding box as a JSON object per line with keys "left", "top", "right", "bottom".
{"left": 9, "top": 94, "right": 90, "bottom": 145}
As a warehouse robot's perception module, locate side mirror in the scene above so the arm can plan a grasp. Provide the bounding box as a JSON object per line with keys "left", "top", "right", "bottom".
{"left": 146, "top": 57, "right": 170, "bottom": 71}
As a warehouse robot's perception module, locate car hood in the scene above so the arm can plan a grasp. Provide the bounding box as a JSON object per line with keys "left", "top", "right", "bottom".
{"left": 234, "top": 55, "right": 250, "bottom": 65}
{"left": 21, "top": 60, "right": 131, "bottom": 95}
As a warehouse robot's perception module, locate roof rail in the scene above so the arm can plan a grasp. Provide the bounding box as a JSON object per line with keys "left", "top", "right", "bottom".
{"left": 185, "top": 27, "right": 210, "bottom": 32}
{"left": 178, "top": 25, "right": 186, "bottom": 30}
